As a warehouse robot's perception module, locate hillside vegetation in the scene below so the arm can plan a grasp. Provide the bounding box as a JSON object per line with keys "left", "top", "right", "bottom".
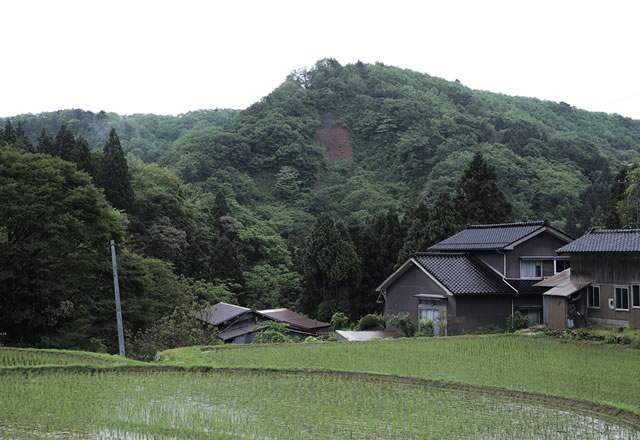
{"left": 2, "top": 59, "right": 640, "bottom": 351}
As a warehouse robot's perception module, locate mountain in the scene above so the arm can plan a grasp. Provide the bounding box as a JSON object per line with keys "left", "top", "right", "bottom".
{"left": 7, "top": 59, "right": 640, "bottom": 231}
{"left": 3, "top": 59, "right": 640, "bottom": 352}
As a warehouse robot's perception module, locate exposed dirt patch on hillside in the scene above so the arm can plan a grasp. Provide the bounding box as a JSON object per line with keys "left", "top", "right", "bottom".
{"left": 316, "top": 112, "right": 353, "bottom": 161}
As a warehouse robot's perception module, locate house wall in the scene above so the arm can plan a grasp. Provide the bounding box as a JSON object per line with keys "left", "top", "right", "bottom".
{"left": 585, "top": 283, "right": 640, "bottom": 329}
{"left": 570, "top": 254, "right": 640, "bottom": 329}
{"left": 475, "top": 251, "right": 504, "bottom": 275}
{"left": 384, "top": 264, "right": 448, "bottom": 321}
{"left": 506, "top": 232, "right": 569, "bottom": 279}
{"left": 452, "top": 295, "right": 515, "bottom": 332}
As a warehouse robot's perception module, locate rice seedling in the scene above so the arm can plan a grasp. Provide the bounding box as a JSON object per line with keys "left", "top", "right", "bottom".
{"left": 0, "top": 347, "right": 140, "bottom": 368}
{"left": 160, "top": 334, "right": 640, "bottom": 415}
{"left": 0, "top": 369, "right": 637, "bottom": 439}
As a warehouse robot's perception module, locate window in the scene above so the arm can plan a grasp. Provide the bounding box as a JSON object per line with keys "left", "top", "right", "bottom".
{"left": 615, "top": 286, "right": 630, "bottom": 311}
{"left": 554, "top": 259, "right": 570, "bottom": 273}
{"left": 520, "top": 260, "right": 542, "bottom": 278}
{"left": 633, "top": 285, "right": 640, "bottom": 309}
{"left": 588, "top": 286, "right": 600, "bottom": 309}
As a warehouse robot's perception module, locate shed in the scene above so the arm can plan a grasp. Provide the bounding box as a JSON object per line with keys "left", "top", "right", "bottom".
{"left": 535, "top": 269, "right": 588, "bottom": 329}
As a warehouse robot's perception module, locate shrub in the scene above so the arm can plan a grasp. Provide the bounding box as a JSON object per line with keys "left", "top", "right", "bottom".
{"left": 253, "top": 321, "right": 293, "bottom": 344}
{"left": 127, "top": 301, "right": 219, "bottom": 361}
{"left": 330, "top": 312, "right": 350, "bottom": 331}
{"left": 506, "top": 312, "right": 530, "bottom": 332}
{"left": 467, "top": 324, "right": 504, "bottom": 335}
{"left": 356, "top": 314, "right": 386, "bottom": 331}
{"left": 604, "top": 335, "right": 619, "bottom": 345}
{"left": 386, "top": 313, "right": 416, "bottom": 337}
{"left": 416, "top": 319, "right": 434, "bottom": 337}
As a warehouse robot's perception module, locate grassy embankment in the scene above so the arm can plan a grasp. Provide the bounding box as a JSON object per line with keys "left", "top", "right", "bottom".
{"left": 159, "top": 334, "right": 640, "bottom": 415}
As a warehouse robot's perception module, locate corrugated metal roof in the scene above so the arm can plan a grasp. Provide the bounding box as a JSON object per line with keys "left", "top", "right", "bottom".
{"left": 558, "top": 229, "right": 640, "bottom": 253}
{"left": 195, "top": 302, "right": 250, "bottom": 326}
{"left": 414, "top": 253, "right": 514, "bottom": 295}
{"left": 257, "top": 308, "right": 330, "bottom": 331}
{"left": 428, "top": 221, "right": 546, "bottom": 251}
{"left": 218, "top": 322, "right": 263, "bottom": 341}
{"left": 535, "top": 270, "right": 589, "bottom": 297}
{"left": 335, "top": 330, "right": 402, "bottom": 341}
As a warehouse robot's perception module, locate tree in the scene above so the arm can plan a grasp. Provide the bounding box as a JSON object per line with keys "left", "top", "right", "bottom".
{"left": 301, "top": 214, "right": 360, "bottom": 320}
{"left": 398, "top": 193, "right": 461, "bottom": 263}
{"left": 457, "top": 152, "right": 512, "bottom": 224}
{"left": 96, "top": 128, "right": 134, "bottom": 210}
{"left": 0, "top": 147, "right": 125, "bottom": 347}
{"left": 243, "top": 264, "right": 302, "bottom": 310}
{"left": 350, "top": 210, "right": 406, "bottom": 318}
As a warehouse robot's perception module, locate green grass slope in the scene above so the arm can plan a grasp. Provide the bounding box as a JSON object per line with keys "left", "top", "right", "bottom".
{"left": 159, "top": 335, "right": 640, "bottom": 414}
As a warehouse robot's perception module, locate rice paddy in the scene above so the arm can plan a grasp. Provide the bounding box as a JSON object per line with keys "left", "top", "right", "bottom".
{"left": 2, "top": 335, "right": 640, "bottom": 438}
{"left": 160, "top": 334, "right": 640, "bottom": 415}
{"left": 0, "top": 347, "right": 141, "bottom": 368}
{"left": 1, "top": 369, "right": 638, "bottom": 439}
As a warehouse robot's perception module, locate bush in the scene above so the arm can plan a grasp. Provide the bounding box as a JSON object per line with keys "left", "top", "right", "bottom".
{"left": 604, "top": 335, "right": 619, "bottom": 345}
{"left": 467, "top": 324, "right": 504, "bottom": 335}
{"left": 356, "top": 314, "right": 386, "bottom": 331}
{"left": 252, "top": 321, "right": 293, "bottom": 344}
{"left": 506, "top": 312, "right": 530, "bottom": 332}
{"left": 386, "top": 313, "right": 416, "bottom": 337}
{"left": 127, "top": 301, "right": 219, "bottom": 361}
{"left": 416, "top": 319, "right": 434, "bottom": 337}
{"left": 330, "top": 312, "right": 350, "bottom": 331}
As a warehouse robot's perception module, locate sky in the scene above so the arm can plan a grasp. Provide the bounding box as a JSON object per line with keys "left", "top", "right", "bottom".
{"left": 1, "top": 0, "right": 639, "bottom": 119}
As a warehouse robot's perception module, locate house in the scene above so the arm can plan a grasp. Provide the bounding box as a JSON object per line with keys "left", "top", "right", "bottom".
{"left": 553, "top": 229, "right": 640, "bottom": 329}
{"left": 377, "top": 221, "right": 572, "bottom": 334}
{"left": 195, "top": 302, "right": 331, "bottom": 344}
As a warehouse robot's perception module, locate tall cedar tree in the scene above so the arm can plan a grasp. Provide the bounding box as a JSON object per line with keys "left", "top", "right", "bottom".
{"left": 350, "top": 210, "right": 406, "bottom": 318}
{"left": 97, "top": 128, "right": 134, "bottom": 211}
{"left": 398, "top": 192, "right": 462, "bottom": 264}
{"left": 302, "top": 214, "right": 360, "bottom": 320}
{"left": 457, "top": 152, "right": 512, "bottom": 225}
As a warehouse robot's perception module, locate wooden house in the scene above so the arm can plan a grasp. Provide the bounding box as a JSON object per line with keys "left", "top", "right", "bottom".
{"left": 377, "top": 221, "right": 572, "bottom": 334}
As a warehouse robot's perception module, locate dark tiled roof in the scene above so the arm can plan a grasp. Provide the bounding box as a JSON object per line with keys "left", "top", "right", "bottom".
{"left": 505, "top": 279, "right": 548, "bottom": 295}
{"left": 194, "top": 302, "right": 250, "bottom": 326}
{"left": 428, "top": 221, "right": 546, "bottom": 251}
{"left": 414, "top": 253, "right": 514, "bottom": 295}
{"left": 257, "top": 308, "right": 330, "bottom": 331}
{"left": 558, "top": 229, "right": 640, "bottom": 253}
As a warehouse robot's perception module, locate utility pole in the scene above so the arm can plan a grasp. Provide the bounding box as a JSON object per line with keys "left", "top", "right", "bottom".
{"left": 110, "top": 240, "right": 126, "bottom": 357}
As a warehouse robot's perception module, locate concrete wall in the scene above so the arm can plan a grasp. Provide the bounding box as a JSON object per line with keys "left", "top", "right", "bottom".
{"left": 384, "top": 264, "right": 448, "bottom": 321}
{"left": 506, "top": 232, "right": 568, "bottom": 279}
{"left": 586, "top": 283, "right": 640, "bottom": 329}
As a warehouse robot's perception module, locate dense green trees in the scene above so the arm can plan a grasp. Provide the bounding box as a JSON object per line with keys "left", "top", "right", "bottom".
{"left": 456, "top": 152, "right": 513, "bottom": 225}
{"left": 2, "top": 59, "right": 640, "bottom": 349}
{"left": 0, "top": 148, "right": 124, "bottom": 347}
{"left": 97, "top": 129, "right": 134, "bottom": 210}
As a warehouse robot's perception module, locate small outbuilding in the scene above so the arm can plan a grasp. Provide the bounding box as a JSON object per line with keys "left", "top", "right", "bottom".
{"left": 535, "top": 269, "right": 588, "bottom": 329}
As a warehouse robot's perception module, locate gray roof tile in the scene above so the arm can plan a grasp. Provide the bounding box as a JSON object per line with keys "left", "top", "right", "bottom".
{"left": 428, "top": 221, "right": 546, "bottom": 251}
{"left": 414, "top": 253, "right": 514, "bottom": 295}
{"left": 558, "top": 229, "right": 640, "bottom": 253}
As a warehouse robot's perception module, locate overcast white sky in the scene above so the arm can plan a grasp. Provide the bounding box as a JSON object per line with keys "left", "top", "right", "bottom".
{"left": 1, "top": 0, "right": 639, "bottom": 118}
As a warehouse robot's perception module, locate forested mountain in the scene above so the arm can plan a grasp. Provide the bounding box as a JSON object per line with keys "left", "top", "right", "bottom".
{"left": 2, "top": 59, "right": 640, "bottom": 354}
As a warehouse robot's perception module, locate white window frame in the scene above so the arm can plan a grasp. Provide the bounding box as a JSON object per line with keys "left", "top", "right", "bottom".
{"left": 614, "top": 285, "right": 630, "bottom": 312}
{"left": 519, "top": 259, "right": 543, "bottom": 279}
{"left": 588, "top": 285, "right": 600, "bottom": 309}
{"left": 632, "top": 284, "right": 640, "bottom": 309}
{"left": 554, "top": 258, "right": 570, "bottom": 274}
